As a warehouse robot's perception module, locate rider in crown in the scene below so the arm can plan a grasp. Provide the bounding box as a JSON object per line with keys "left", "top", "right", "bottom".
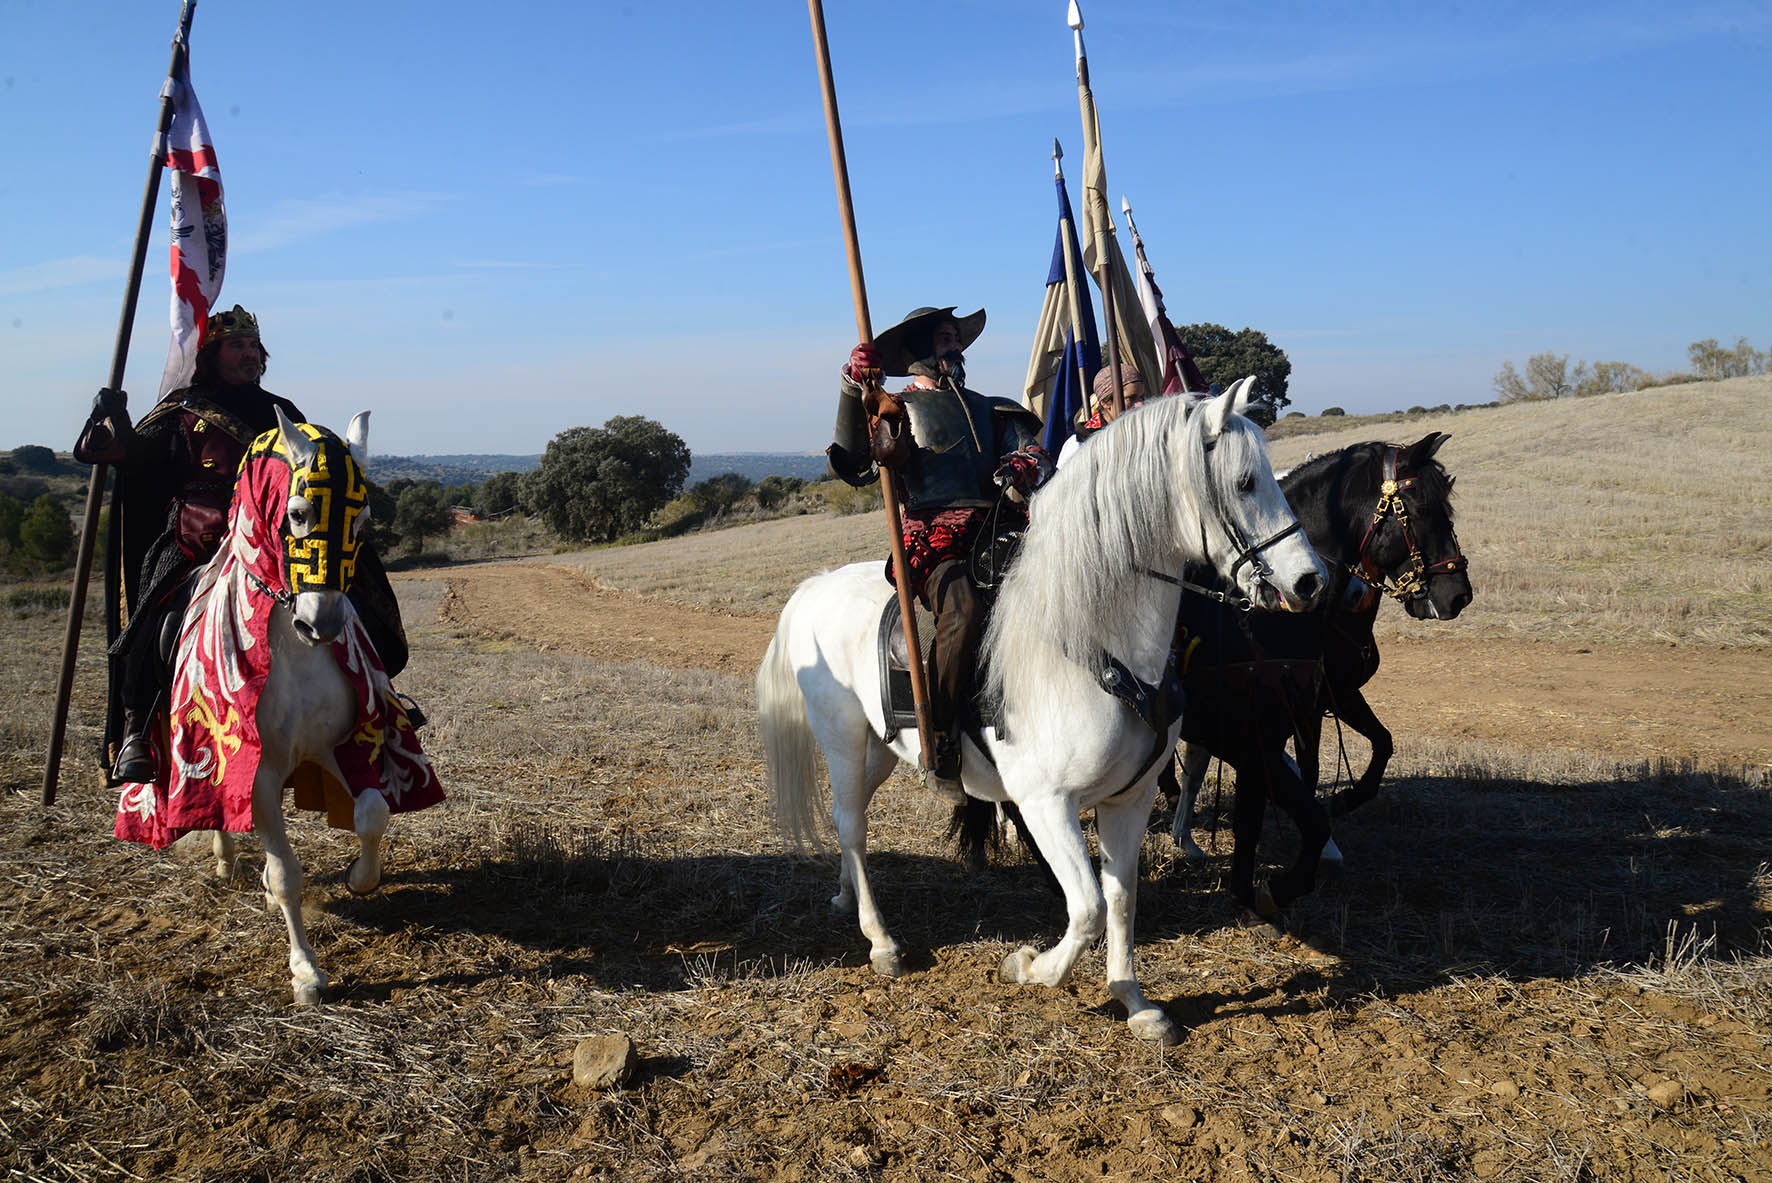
{"left": 78, "top": 305, "right": 409, "bottom": 784}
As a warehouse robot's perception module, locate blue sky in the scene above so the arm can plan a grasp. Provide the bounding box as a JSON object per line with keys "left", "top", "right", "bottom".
{"left": 4, "top": 1, "right": 1767, "bottom": 457}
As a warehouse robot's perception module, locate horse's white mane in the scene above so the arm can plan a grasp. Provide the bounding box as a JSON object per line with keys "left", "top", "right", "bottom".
{"left": 984, "top": 396, "right": 1263, "bottom": 710}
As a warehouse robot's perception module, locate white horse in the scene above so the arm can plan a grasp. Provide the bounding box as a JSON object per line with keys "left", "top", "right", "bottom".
{"left": 757, "top": 381, "right": 1325, "bottom": 1043}
{"left": 120, "top": 407, "right": 444, "bottom": 1004}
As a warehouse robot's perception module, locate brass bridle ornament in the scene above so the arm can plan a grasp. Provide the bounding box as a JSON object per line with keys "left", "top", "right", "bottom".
{"left": 1354, "top": 445, "right": 1467, "bottom": 605}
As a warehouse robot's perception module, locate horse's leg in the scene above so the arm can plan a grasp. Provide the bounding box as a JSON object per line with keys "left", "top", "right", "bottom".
{"left": 828, "top": 738, "right": 903, "bottom": 977}
{"left": 252, "top": 760, "right": 327, "bottom": 1005}
{"left": 1326, "top": 686, "right": 1392, "bottom": 817}
{"left": 998, "top": 794, "right": 1104, "bottom": 991}
{"left": 1265, "top": 748, "right": 1332, "bottom": 912}
{"left": 1096, "top": 785, "right": 1180, "bottom": 1045}
{"left": 211, "top": 830, "right": 237, "bottom": 880}
{"left": 347, "top": 786, "right": 390, "bottom": 896}
{"left": 1170, "top": 743, "right": 1212, "bottom": 861}
{"left": 1229, "top": 757, "right": 1273, "bottom": 919}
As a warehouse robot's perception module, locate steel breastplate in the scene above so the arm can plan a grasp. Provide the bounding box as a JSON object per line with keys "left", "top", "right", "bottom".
{"left": 901, "top": 387, "right": 995, "bottom": 509}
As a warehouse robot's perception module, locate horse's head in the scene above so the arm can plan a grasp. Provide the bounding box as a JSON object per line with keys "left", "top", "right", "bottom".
{"left": 1186, "top": 379, "right": 1326, "bottom": 613}
{"left": 272, "top": 406, "right": 374, "bottom": 645}
{"left": 1357, "top": 432, "right": 1472, "bottom": 621}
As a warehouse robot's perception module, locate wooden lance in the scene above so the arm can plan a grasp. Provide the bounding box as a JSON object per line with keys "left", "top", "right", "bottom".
{"left": 43, "top": 0, "right": 198, "bottom": 807}
{"left": 806, "top": 0, "right": 939, "bottom": 778}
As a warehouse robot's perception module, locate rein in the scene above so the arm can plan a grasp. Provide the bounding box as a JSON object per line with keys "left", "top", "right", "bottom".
{"left": 1353, "top": 445, "right": 1467, "bottom": 604}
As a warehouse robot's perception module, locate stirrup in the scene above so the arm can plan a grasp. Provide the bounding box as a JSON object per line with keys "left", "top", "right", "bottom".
{"left": 916, "top": 764, "right": 967, "bottom": 806}
{"left": 395, "top": 692, "right": 427, "bottom": 729}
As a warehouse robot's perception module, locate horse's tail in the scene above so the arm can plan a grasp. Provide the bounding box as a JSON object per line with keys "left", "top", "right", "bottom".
{"left": 756, "top": 607, "right": 826, "bottom": 852}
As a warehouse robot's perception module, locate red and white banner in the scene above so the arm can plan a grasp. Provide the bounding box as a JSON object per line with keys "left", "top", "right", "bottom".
{"left": 1123, "top": 200, "right": 1207, "bottom": 396}
{"left": 157, "top": 39, "right": 226, "bottom": 399}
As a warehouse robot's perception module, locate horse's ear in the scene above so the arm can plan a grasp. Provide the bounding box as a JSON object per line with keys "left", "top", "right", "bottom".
{"left": 1225, "top": 375, "right": 1257, "bottom": 419}
{"left": 345, "top": 411, "right": 371, "bottom": 463}
{"left": 275, "top": 405, "right": 318, "bottom": 469}
{"left": 1408, "top": 431, "right": 1449, "bottom": 466}
{"left": 1204, "top": 376, "right": 1255, "bottom": 440}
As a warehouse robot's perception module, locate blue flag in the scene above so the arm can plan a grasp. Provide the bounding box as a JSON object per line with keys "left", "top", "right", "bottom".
{"left": 1023, "top": 171, "right": 1101, "bottom": 454}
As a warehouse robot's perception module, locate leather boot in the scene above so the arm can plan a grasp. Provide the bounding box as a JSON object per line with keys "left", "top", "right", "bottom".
{"left": 111, "top": 712, "right": 157, "bottom": 783}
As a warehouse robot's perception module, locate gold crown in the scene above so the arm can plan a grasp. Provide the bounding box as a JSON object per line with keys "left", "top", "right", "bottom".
{"left": 205, "top": 304, "right": 260, "bottom": 344}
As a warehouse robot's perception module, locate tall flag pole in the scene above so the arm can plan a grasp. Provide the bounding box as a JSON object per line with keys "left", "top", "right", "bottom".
{"left": 45, "top": 0, "right": 199, "bottom": 807}
{"left": 1068, "top": 1, "right": 1161, "bottom": 414}
{"left": 1023, "top": 141, "right": 1102, "bottom": 454}
{"left": 157, "top": 23, "right": 227, "bottom": 398}
{"left": 1122, "top": 194, "right": 1209, "bottom": 396}
{"left": 806, "top": 0, "right": 938, "bottom": 777}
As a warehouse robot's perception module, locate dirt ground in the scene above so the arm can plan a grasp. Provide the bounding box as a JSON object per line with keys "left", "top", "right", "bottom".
{"left": 2, "top": 559, "right": 1769, "bottom": 1182}
{"left": 439, "top": 561, "right": 1772, "bottom": 772}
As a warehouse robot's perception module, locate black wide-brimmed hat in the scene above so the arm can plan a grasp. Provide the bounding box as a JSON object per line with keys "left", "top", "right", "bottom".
{"left": 871, "top": 306, "right": 986, "bottom": 376}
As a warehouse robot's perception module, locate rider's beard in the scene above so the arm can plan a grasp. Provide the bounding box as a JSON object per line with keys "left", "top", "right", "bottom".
{"left": 936, "top": 351, "right": 966, "bottom": 388}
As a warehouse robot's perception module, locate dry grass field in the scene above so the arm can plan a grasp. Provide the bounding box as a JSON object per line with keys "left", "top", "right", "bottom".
{"left": 2, "top": 379, "right": 1769, "bottom": 1182}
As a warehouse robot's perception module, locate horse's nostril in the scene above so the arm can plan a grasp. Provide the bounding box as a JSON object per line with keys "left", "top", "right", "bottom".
{"left": 1296, "top": 571, "right": 1322, "bottom": 603}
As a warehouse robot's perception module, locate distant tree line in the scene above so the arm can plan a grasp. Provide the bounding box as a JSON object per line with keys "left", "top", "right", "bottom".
{"left": 1494, "top": 336, "right": 1767, "bottom": 403}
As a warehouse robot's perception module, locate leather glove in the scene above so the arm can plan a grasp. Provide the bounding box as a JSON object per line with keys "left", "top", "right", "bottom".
{"left": 73, "top": 387, "right": 134, "bottom": 464}
{"left": 994, "top": 447, "right": 1054, "bottom": 494}
{"left": 843, "top": 342, "right": 882, "bottom": 384}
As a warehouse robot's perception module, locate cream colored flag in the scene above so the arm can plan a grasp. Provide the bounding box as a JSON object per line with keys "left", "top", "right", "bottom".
{"left": 1071, "top": 3, "right": 1160, "bottom": 393}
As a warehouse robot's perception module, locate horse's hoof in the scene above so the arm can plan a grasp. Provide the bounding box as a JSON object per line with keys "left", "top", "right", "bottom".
{"left": 870, "top": 950, "right": 905, "bottom": 978}
{"left": 1254, "top": 885, "right": 1278, "bottom": 918}
{"left": 293, "top": 981, "right": 326, "bottom": 1007}
{"left": 1179, "top": 839, "right": 1207, "bottom": 864}
{"left": 998, "top": 946, "right": 1037, "bottom": 985}
{"left": 830, "top": 891, "right": 856, "bottom": 915}
{"left": 345, "top": 858, "right": 382, "bottom": 896}
{"left": 1129, "top": 1008, "right": 1182, "bottom": 1046}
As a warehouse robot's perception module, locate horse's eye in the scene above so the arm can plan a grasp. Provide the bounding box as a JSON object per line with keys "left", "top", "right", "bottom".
{"left": 287, "top": 496, "right": 315, "bottom": 534}
{"left": 1237, "top": 473, "right": 1256, "bottom": 495}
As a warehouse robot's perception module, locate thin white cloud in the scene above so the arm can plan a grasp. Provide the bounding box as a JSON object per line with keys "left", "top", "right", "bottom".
{"left": 230, "top": 192, "right": 457, "bottom": 255}
{"left": 0, "top": 255, "right": 119, "bottom": 298}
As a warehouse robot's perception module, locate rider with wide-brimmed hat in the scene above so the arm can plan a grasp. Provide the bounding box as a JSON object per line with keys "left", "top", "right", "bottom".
{"left": 828, "top": 305, "right": 1051, "bottom": 795}
{"left": 81, "top": 305, "right": 409, "bottom": 784}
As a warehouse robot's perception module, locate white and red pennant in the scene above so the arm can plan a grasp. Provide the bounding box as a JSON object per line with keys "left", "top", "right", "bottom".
{"left": 156, "top": 35, "right": 226, "bottom": 399}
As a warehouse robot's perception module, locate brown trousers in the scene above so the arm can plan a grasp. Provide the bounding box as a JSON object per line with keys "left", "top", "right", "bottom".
{"left": 922, "top": 560, "right": 981, "bottom": 764}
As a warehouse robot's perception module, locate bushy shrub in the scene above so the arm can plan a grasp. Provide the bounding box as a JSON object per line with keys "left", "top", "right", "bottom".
{"left": 19, "top": 494, "right": 74, "bottom": 567}
{"left": 1321, "top": 407, "right": 1346, "bottom": 417}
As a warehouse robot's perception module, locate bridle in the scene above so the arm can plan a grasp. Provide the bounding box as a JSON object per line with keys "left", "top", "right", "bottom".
{"left": 1354, "top": 445, "right": 1467, "bottom": 604}
{"left": 1139, "top": 426, "right": 1305, "bottom": 611}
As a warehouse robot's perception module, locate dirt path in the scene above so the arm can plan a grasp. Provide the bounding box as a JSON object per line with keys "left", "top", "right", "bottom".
{"left": 434, "top": 561, "right": 1772, "bottom": 771}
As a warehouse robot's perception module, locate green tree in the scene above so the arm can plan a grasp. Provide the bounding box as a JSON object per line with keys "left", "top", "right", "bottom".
{"left": 1172, "top": 324, "right": 1291, "bottom": 419}
{"left": 9, "top": 445, "right": 61, "bottom": 474}
{"left": 687, "top": 472, "right": 753, "bottom": 517}
{"left": 19, "top": 493, "right": 74, "bottom": 566}
{"left": 0, "top": 492, "right": 23, "bottom": 549}
{"left": 394, "top": 481, "right": 454, "bottom": 555}
{"left": 755, "top": 474, "right": 805, "bottom": 510}
{"left": 364, "top": 479, "right": 405, "bottom": 551}
{"left": 474, "top": 471, "right": 526, "bottom": 518}
{"left": 528, "top": 416, "right": 691, "bottom": 543}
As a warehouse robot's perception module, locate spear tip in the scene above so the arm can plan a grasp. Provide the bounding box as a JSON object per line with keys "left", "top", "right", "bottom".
{"left": 1120, "top": 195, "right": 1131, "bottom": 216}
{"left": 1067, "top": 1, "right": 1083, "bottom": 31}
{"left": 1052, "top": 137, "right": 1063, "bottom": 160}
